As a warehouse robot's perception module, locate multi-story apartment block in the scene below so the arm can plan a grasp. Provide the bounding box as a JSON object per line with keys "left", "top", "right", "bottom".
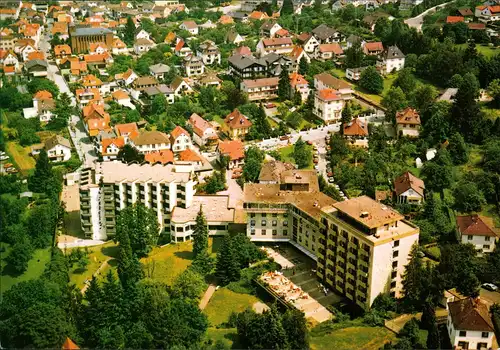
{"left": 183, "top": 54, "right": 204, "bottom": 77}
{"left": 241, "top": 77, "right": 279, "bottom": 101}
{"left": 79, "top": 162, "right": 197, "bottom": 240}
{"left": 228, "top": 54, "right": 267, "bottom": 79}
{"left": 197, "top": 40, "right": 221, "bottom": 65}
{"left": 314, "top": 88, "right": 345, "bottom": 124}
{"left": 317, "top": 196, "right": 420, "bottom": 309}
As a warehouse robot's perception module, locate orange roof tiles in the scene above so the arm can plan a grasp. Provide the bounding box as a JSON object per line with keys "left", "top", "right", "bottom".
{"left": 175, "top": 40, "right": 186, "bottom": 52}
{"left": 54, "top": 44, "right": 71, "bottom": 56}
{"left": 115, "top": 122, "right": 139, "bottom": 139}
{"left": 456, "top": 215, "right": 498, "bottom": 237}
{"left": 364, "top": 41, "right": 384, "bottom": 52}
{"left": 318, "top": 43, "right": 343, "bottom": 55}
{"left": 62, "top": 337, "right": 80, "bottom": 350}
{"left": 170, "top": 125, "right": 189, "bottom": 140}
{"left": 343, "top": 117, "right": 368, "bottom": 137}
{"left": 113, "top": 38, "right": 126, "bottom": 48}
{"left": 178, "top": 148, "right": 202, "bottom": 162}
{"left": 3, "top": 65, "right": 15, "bottom": 74}
{"left": 219, "top": 15, "right": 234, "bottom": 25}
{"left": 289, "top": 72, "right": 308, "bottom": 88}
{"left": 248, "top": 11, "right": 269, "bottom": 20}
{"left": 164, "top": 31, "right": 176, "bottom": 43}
{"left": 446, "top": 16, "right": 465, "bottom": 23}
{"left": 318, "top": 88, "right": 341, "bottom": 101}
{"left": 145, "top": 150, "right": 174, "bottom": 164}
{"left": 218, "top": 140, "right": 245, "bottom": 161}
{"left": 262, "top": 37, "right": 293, "bottom": 47}
{"left": 112, "top": 90, "right": 129, "bottom": 100}
{"left": 83, "top": 53, "right": 112, "bottom": 63}
{"left": 102, "top": 137, "right": 125, "bottom": 155}
{"left": 89, "top": 42, "right": 108, "bottom": 53}
{"left": 82, "top": 102, "right": 107, "bottom": 120}
{"left": 34, "top": 90, "right": 53, "bottom": 100}
{"left": 275, "top": 28, "right": 290, "bottom": 37}
{"left": 27, "top": 51, "right": 45, "bottom": 61}
{"left": 82, "top": 74, "right": 103, "bottom": 87}
{"left": 396, "top": 107, "right": 421, "bottom": 125}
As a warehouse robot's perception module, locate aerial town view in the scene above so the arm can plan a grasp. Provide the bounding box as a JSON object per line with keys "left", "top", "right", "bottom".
{"left": 1, "top": 0, "right": 500, "bottom": 349}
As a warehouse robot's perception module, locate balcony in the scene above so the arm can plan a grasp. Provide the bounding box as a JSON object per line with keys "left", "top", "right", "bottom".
{"left": 81, "top": 202, "right": 90, "bottom": 210}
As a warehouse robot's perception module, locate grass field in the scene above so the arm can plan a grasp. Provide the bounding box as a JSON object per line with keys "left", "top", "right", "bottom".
{"left": 310, "top": 326, "right": 396, "bottom": 350}
{"left": 0, "top": 244, "right": 51, "bottom": 295}
{"left": 278, "top": 144, "right": 313, "bottom": 169}
{"left": 203, "top": 287, "right": 261, "bottom": 327}
{"left": 67, "top": 242, "right": 119, "bottom": 289}
{"left": 6, "top": 141, "right": 36, "bottom": 176}
{"left": 354, "top": 74, "right": 396, "bottom": 105}
{"left": 457, "top": 43, "right": 499, "bottom": 58}
{"left": 206, "top": 327, "right": 237, "bottom": 348}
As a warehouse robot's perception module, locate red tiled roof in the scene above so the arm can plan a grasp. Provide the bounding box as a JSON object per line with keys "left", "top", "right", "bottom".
{"left": 262, "top": 37, "right": 293, "bottom": 47}
{"left": 101, "top": 137, "right": 125, "bottom": 155}
{"left": 289, "top": 72, "right": 308, "bottom": 88}
{"left": 447, "top": 16, "right": 465, "bottom": 23}
{"left": 54, "top": 44, "right": 71, "bottom": 56}
{"left": 234, "top": 46, "right": 252, "bottom": 56}
{"left": 318, "top": 88, "right": 341, "bottom": 101}
{"left": 33, "top": 90, "right": 53, "bottom": 100}
{"left": 112, "top": 90, "right": 129, "bottom": 100}
{"left": 218, "top": 140, "right": 245, "bottom": 161}
{"left": 3, "top": 65, "right": 15, "bottom": 74}
{"left": 89, "top": 42, "right": 108, "bottom": 53}
{"left": 489, "top": 5, "right": 500, "bottom": 13}
{"left": 468, "top": 23, "right": 486, "bottom": 30}
{"left": 458, "top": 8, "right": 473, "bottom": 16}
{"left": 115, "top": 122, "right": 139, "bottom": 139}
{"left": 318, "top": 43, "right": 343, "bottom": 55}
{"left": 224, "top": 109, "right": 252, "bottom": 130}
{"left": 178, "top": 148, "right": 202, "bottom": 162}
{"left": 275, "top": 28, "right": 290, "bottom": 37}
{"left": 170, "top": 125, "right": 189, "bottom": 140}
{"left": 27, "top": 51, "right": 45, "bottom": 61}
{"left": 145, "top": 150, "right": 174, "bottom": 164}
{"left": 456, "top": 215, "right": 497, "bottom": 237}
{"left": 82, "top": 102, "right": 107, "bottom": 120}
{"left": 189, "top": 113, "right": 215, "bottom": 138}
{"left": 248, "top": 11, "right": 269, "bottom": 20}
{"left": 175, "top": 40, "right": 186, "bottom": 52}
{"left": 364, "top": 41, "right": 383, "bottom": 52}
{"left": 343, "top": 117, "right": 368, "bottom": 137}
{"left": 62, "top": 337, "right": 80, "bottom": 350}
{"left": 448, "top": 298, "right": 494, "bottom": 332}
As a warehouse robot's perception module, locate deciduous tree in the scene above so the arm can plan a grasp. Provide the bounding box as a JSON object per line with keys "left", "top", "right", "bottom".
{"left": 359, "top": 66, "right": 384, "bottom": 94}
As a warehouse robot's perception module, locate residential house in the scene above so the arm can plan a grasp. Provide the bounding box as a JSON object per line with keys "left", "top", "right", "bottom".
{"left": 475, "top": 5, "right": 500, "bottom": 22}
{"left": 82, "top": 74, "right": 103, "bottom": 91}
{"left": 263, "top": 53, "right": 294, "bottom": 76}
{"left": 115, "top": 122, "right": 140, "bottom": 141}
{"left": 314, "top": 72, "right": 354, "bottom": 100}
{"left": 395, "top": 107, "right": 420, "bottom": 138}
{"left": 260, "top": 21, "right": 283, "bottom": 38}
{"left": 0, "top": 49, "right": 19, "bottom": 71}
{"left": 164, "top": 31, "right": 176, "bottom": 44}
{"left": 224, "top": 109, "right": 253, "bottom": 140}
{"left": 394, "top": 171, "right": 425, "bottom": 205}
{"left": 256, "top": 37, "right": 294, "bottom": 56}
{"left": 143, "top": 84, "right": 175, "bottom": 104}
{"left": 314, "top": 88, "right": 345, "bottom": 123}
{"left": 379, "top": 45, "right": 405, "bottom": 74}
{"left": 178, "top": 148, "right": 203, "bottom": 165}
{"left": 198, "top": 73, "right": 222, "bottom": 88}
{"left": 315, "top": 43, "right": 343, "bottom": 61}
{"left": 135, "top": 29, "right": 151, "bottom": 41}
{"left": 19, "top": 43, "right": 37, "bottom": 62}
{"left": 183, "top": 54, "right": 204, "bottom": 77}
{"left": 111, "top": 90, "right": 135, "bottom": 109}
{"left": 180, "top": 20, "right": 198, "bottom": 36}
{"left": 187, "top": 113, "right": 219, "bottom": 148}
{"left": 456, "top": 215, "right": 498, "bottom": 254}
{"left": 311, "top": 24, "right": 342, "bottom": 43}
{"left": 197, "top": 40, "right": 221, "bottom": 65}
{"left": 458, "top": 7, "right": 474, "bottom": 19}
{"left": 363, "top": 12, "right": 392, "bottom": 32}
{"left": 241, "top": 77, "right": 279, "bottom": 101}
{"left": 134, "top": 37, "right": 154, "bottom": 55}
{"left": 23, "top": 90, "right": 55, "bottom": 122}
{"left": 101, "top": 137, "right": 125, "bottom": 161}
{"left": 174, "top": 39, "right": 192, "bottom": 57}
{"left": 24, "top": 59, "right": 48, "bottom": 78}
{"left": 171, "top": 76, "right": 194, "bottom": 96}
{"left": 132, "top": 76, "right": 159, "bottom": 91}
{"left": 228, "top": 54, "right": 267, "bottom": 79}
{"left": 89, "top": 42, "right": 109, "bottom": 55}
{"left": 447, "top": 298, "right": 495, "bottom": 350}
{"left": 248, "top": 11, "right": 269, "bottom": 21}
{"left": 363, "top": 41, "right": 384, "bottom": 56}
{"left": 26, "top": 51, "right": 45, "bottom": 62}
{"left": 170, "top": 125, "right": 193, "bottom": 152}
{"left": 149, "top": 63, "right": 170, "bottom": 80}
{"left": 447, "top": 15, "right": 465, "bottom": 23}
{"left": 69, "top": 60, "right": 88, "bottom": 81}
{"left": 288, "top": 46, "right": 311, "bottom": 72}
{"left": 112, "top": 37, "right": 128, "bottom": 55}
{"left": 44, "top": 135, "right": 72, "bottom": 162}
{"left": 226, "top": 28, "right": 245, "bottom": 45}
{"left": 83, "top": 53, "right": 114, "bottom": 69}
{"left": 343, "top": 117, "right": 368, "bottom": 139}
{"left": 218, "top": 15, "right": 234, "bottom": 25}
{"left": 51, "top": 21, "right": 69, "bottom": 40}
{"left": 82, "top": 103, "right": 111, "bottom": 136}
{"left": 76, "top": 88, "right": 102, "bottom": 107}
{"left": 290, "top": 72, "right": 310, "bottom": 102}
{"left": 131, "top": 130, "right": 171, "bottom": 153}
{"left": 345, "top": 66, "right": 368, "bottom": 81}
{"left": 117, "top": 68, "right": 138, "bottom": 86}
{"left": 296, "top": 33, "right": 320, "bottom": 53}
{"left": 200, "top": 20, "right": 217, "bottom": 30}
{"left": 217, "top": 140, "right": 245, "bottom": 169}
{"left": 54, "top": 44, "right": 71, "bottom": 61}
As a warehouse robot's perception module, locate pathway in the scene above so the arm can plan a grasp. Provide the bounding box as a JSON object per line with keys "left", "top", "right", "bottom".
{"left": 385, "top": 308, "right": 449, "bottom": 333}
{"left": 199, "top": 284, "right": 217, "bottom": 310}
{"left": 80, "top": 258, "right": 111, "bottom": 294}
{"left": 404, "top": 0, "right": 457, "bottom": 32}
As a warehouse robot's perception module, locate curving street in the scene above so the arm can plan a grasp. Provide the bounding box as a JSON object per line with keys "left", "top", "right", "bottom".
{"left": 404, "top": 0, "right": 457, "bottom": 32}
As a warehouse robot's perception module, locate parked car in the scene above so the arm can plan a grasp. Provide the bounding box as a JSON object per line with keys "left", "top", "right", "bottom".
{"left": 0, "top": 155, "right": 9, "bottom": 161}
{"left": 265, "top": 103, "right": 276, "bottom": 109}
{"left": 328, "top": 178, "right": 335, "bottom": 183}
{"left": 327, "top": 172, "right": 333, "bottom": 177}
{"left": 313, "top": 159, "right": 319, "bottom": 164}
{"left": 482, "top": 283, "right": 498, "bottom": 291}
{"left": 280, "top": 135, "right": 290, "bottom": 141}
{"left": 307, "top": 141, "right": 313, "bottom": 145}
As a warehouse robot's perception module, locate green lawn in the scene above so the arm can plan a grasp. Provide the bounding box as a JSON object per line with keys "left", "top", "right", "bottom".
{"left": 310, "top": 326, "right": 396, "bottom": 350}
{"left": 1, "top": 244, "right": 51, "bottom": 295}
{"left": 278, "top": 145, "right": 314, "bottom": 169}
{"left": 203, "top": 287, "right": 261, "bottom": 327}
{"left": 67, "top": 242, "right": 119, "bottom": 289}
{"left": 457, "top": 43, "right": 499, "bottom": 58}
{"left": 6, "top": 141, "right": 36, "bottom": 176}
{"left": 206, "top": 327, "right": 237, "bottom": 348}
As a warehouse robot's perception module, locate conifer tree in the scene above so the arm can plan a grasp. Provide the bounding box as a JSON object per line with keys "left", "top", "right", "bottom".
{"left": 278, "top": 66, "right": 291, "bottom": 101}
{"left": 298, "top": 57, "right": 309, "bottom": 76}
{"left": 117, "top": 229, "right": 143, "bottom": 290}
{"left": 215, "top": 235, "right": 240, "bottom": 285}
{"left": 401, "top": 243, "right": 423, "bottom": 309}
{"left": 281, "top": 0, "right": 294, "bottom": 15}
{"left": 29, "top": 149, "right": 52, "bottom": 192}
{"left": 192, "top": 206, "right": 208, "bottom": 258}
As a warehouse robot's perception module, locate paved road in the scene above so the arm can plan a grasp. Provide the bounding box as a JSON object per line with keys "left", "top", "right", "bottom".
{"left": 58, "top": 239, "right": 106, "bottom": 250}
{"left": 69, "top": 115, "right": 98, "bottom": 168}
{"left": 404, "top": 0, "right": 457, "bottom": 32}
{"left": 207, "top": 1, "right": 241, "bottom": 14}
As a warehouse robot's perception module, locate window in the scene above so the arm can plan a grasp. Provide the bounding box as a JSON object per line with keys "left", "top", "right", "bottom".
{"left": 392, "top": 250, "right": 399, "bottom": 258}
{"left": 283, "top": 230, "right": 288, "bottom": 236}
{"left": 283, "top": 213, "right": 288, "bottom": 218}
{"left": 312, "top": 236, "right": 316, "bottom": 242}
{"left": 468, "top": 235, "right": 473, "bottom": 240}
{"left": 457, "top": 342, "right": 468, "bottom": 349}
{"left": 272, "top": 230, "right": 277, "bottom": 236}
{"left": 478, "top": 343, "right": 488, "bottom": 350}
{"left": 305, "top": 240, "right": 308, "bottom": 247}
{"left": 283, "top": 221, "right": 288, "bottom": 226}
{"left": 250, "top": 213, "right": 255, "bottom": 218}
{"left": 481, "top": 332, "right": 489, "bottom": 338}
{"left": 390, "top": 281, "right": 396, "bottom": 289}
{"left": 483, "top": 245, "right": 490, "bottom": 250}
{"left": 299, "top": 236, "right": 302, "bottom": 242}
{"left": 272, "top": 213, "right": 277, "bottom": 217}
{"left": 261, "top": 229, "right": 267, "bottom": 235}
{"left": 261, "top": 220, "right": 267, "bottom": 226}
{"left": 391, "top": 271, "right": 397, "bottom": 279}
{"left": 485, "top": 236, "right": 491, "bottom": 241}
{"left": 250, "top": 220, "right": 255, "bottom": 226}
{"left": 392, "top": 261, "right": 398, "bottom": 268}
{"left": 394, "top": 240, "right": 399, "bottom": 247}
{"left": 272, "top": 220, "right": 277, "bottom": 226}
{"left": 459, "top": 331, "right": 467, "bottom": 337}
{"left": 250, "top": 229, "right": 255, "bottom": 235}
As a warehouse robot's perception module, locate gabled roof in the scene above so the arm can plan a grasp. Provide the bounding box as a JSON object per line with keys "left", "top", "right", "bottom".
{"left": 181, "top": 20, "right": 197, "bottom": 29}
{"left": 343, "top": 117, "right": 368, "bottom": 137}
{"left": 133, "top": 131, "right": 170, "bottom": 146}
{"left": 135, "top": 37, "right": 154, "bottom": 46}
{"left": 174, "top": 39, "right": 190, "bottom": 52}
{"left": 62, "top": 337, "right": 80, "bottom": 350}
{"left": 312, "top": 24, "right": 338, "bottom": 40}
{"left": 394, "top": 171, "right": 425, "bottom": 197}
{"left": 456, "top": 215, "right": 497, "bottom": 237}
{"left": 82, "top": 103, "right": 107, "bottom": 120}
{"left": 101, "top": 137, "right": 125, "bottom": 154}
{"left": 217, "top": 140, "right": 245, "bottom": 161}
{"left": 262, "top": 37, "right": 292, "bottom": 47}
{"left": 318, "top": 88, "right": 341, "bottom": 101}
{"left": 458, "top": 8, "right": 473, "bottom": 16}
{"left": 115, "top": 122, "right": 139, "bottom": 139}
{"left": 189, "top": 113, "right": 216, "bottom": 138}
{"left": 228, "top": 54, "right": 265, "bottom": 70}
{"left": 27, "top": 51, "right": 45, "bottom": 61}
{"left": 34, "top": 90, "right": 53, "bottom": 100}
{"left": 395, "top": 107, "right": 420, "bottom": 125}
{"left": 364, "top": 41, "right": 384, "bottom": 52}
{"left": 314, "top": 72, "right": 352, "bottom": 90}
{"left": 54, "top": 44, "right": 71, "bottom": 56}
{"left": 164, "top": 31, "right": 176, "bottom": 43}
{"left": 113, "top": 37, "right": 127, "bottom": 48}
{"left": 446, "top": 16, "right": 464, "bottom": 23}
{"left": 261, "top": 21, "right": 279, "bottom": 31}
{"left": 290, "top": 72, "right": 308, "bottom": 88}
{"left": 385, "top": 45, "right": 405, "bottom": 59}
{"left": 82, "top": 74, "right": 102, "bottom": 87}
{"left": 224, "top": 109, "right": 252, "bottom": 130}
{"left": 318, "top": 43, "right": 343, "bottom": 55}
{"left": 178, "top": 148, "right": 202, "bottom": 162}
{"left": 145, "top": 150, "right": 174, "bottom": 164}
{"left": 150, "top": 63, "right": 170, "bottom": 74}
{"left": 248, "top": 11, "right": 269, "bottom": 20}
{"left": 89, "top": 42, "right": 108, "bottom": 52}
{"left": 45, "top": 135, "right": 71, "bottom": 150}
{"left": 111, "top": 90, "right": 129, "bottom": 101}
{"left": 170, "top": 125, "right": 189, "bottom": 141}
{"left": 448, "top": 298, "right": 494, "bottom": 332}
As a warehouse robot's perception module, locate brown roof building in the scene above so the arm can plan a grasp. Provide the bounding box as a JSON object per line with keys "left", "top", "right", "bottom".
{"left": 457, "top": 215, "right": 499, "bottom": 254}
{"left": 394, "top": 171, "right": 425, "bottom": 204}
{"left": 343, "top": 117, "right": 368, "bottom": 138}
{"left": 224, "top": 109, "right": 252, "bottom": 140}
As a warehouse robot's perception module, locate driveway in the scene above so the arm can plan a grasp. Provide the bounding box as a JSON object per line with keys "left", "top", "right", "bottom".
{"left": 69, "top": 115, "right": 98, "bottom": 168}
{"left": 404, "top": 0, "right": 457, "bottom": 32}
{"left": 217, "top": 170, "right": 244, "bottom": 209}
